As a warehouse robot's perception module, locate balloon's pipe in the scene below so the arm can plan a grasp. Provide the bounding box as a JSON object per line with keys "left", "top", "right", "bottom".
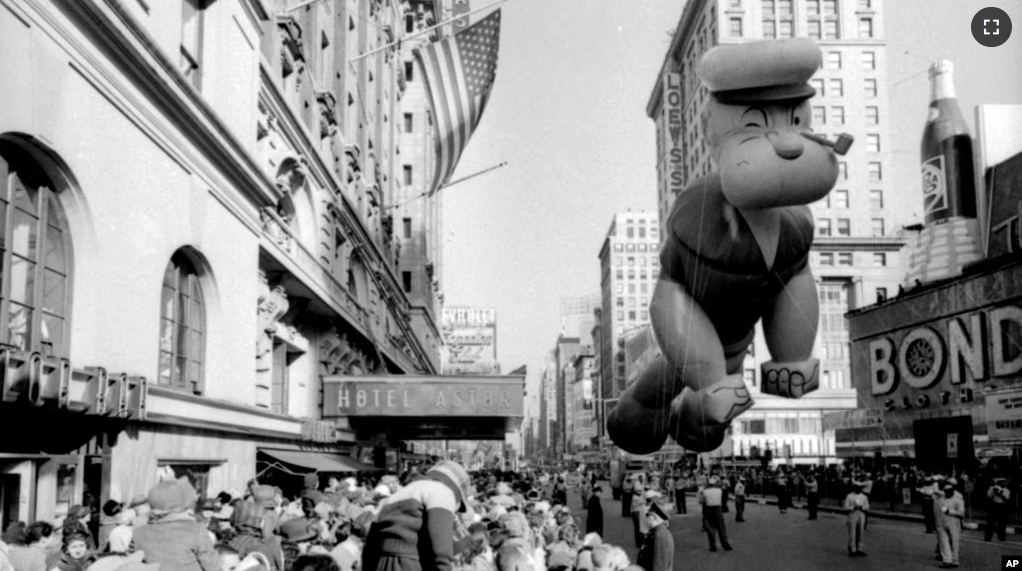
{"left": 801, "top": 132, "right": 854, "bottom": 155}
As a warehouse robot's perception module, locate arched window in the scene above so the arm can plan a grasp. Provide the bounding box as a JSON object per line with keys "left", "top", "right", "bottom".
{"left": 159, "top": 250, "right": 205, "bottom": 394}
{"left": 0, "top": 144, "right": 72, "bottom": 357}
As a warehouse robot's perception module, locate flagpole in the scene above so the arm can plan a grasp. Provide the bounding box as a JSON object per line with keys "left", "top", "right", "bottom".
{"left": 349, "top": 0, "right": 509, "bottom": 63}
{"left": 384, "top": 162, "right": 508, "bottom": 210}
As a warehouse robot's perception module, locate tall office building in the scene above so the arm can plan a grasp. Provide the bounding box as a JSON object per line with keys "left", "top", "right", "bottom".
{"left": 646, "top": 0, "right": 906, "bottom": 462}
{"left": 596, "top": 211, "right": 661, "bottom": 436}
{"left": 560, "top": 295, "right": 601, "bottom": 345}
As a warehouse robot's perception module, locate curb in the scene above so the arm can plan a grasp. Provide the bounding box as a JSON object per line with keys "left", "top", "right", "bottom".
{"left": 745, "top": 496, "right": 1021, "bottom": 535}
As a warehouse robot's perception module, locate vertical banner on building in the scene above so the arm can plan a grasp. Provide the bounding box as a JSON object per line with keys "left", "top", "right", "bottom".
{"left": 452, "top": 0, "right": 471, "bottom": 32}
{"left": 946, "top": 433, "right": 958, "bottom": 458}
{"left": 663, "top": 73, "right": 685, "bottom": 197}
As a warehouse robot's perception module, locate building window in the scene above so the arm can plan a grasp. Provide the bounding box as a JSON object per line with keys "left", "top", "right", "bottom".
{"left": 617, "top": 311, "right": 624, "bottom": 321}
{"left": 869, "top": 189, "right": 884, "bottom": 209}
{"left": 837, "top": 218, "right": 851, "bottom": 236}
{"left": 626, "top": 227, "right": 634, "bottom": 238}
{"left": 810, "top": 79, "right": 825, "bottom": 97}
{"left": 0, "top": 145, "right": 73, "bottom": 358}
{"left": 868, "top": 161, "right": 882, "bottom": 181}
{"left": 404, "top": 61, "right": 414, "bottom": 82}
{"left": 616, "top": 284, "right": 624, "bottom": 294}
{"left": 871, "top": 218, "right": 885, "bottom": 237}
{"left": 729, "top": 17, "right": 743, "bottom": 37}
{"left": 402, "top": 271, "right": 412, "bottom": 292}
{"left": 627, "top": 257, "right": 635, "bottom": 267}
{"left": 859, "top": 0, "right": 872, "bottom": 8}
{"left": 827, "top": 52, "right": 842, "bottom": 69}
{"left": 616, "top": 298, "right": 624, "bottom": 307}
{"left": 779, "top": 20, "right": 793, "bottom": 37}
{"left": 628, "top": 310, "right": 636, "bottom": 320}
{"left": 764, "top": 20, "right": 777, "bottom": 38}
{"left": 831, "top": 106, "right": 845, "bottom": 125}
{"left": 762, "top": 0, "right": 775, "bottom": 13}
{"left": 865, "top": 78, "right": 878, "bottom": 97}
{"left": 812, "top": 106, "right": 826, "bottom": 124}
{"left": 866, "top": 106, "right": 879, "bottom": 125}
{"left": 730, "top": 0, "right": 742, "bottom": 7}
{"left": 837, "top": 252, "right": 853, "bottom": 266}
{"left": 876, "top": 287, "right": 887, "bottom": 303}
{"left": 403, "top": 165, "right": 413, "bottom": 185}
{"left": 833, "top": 189, "right": 849, "bottom": 209}
{"left": 615, "top": 270, "right": 623, "bottom": 280}
{"left": 829, "top": 79, "right": 843, "bottom": 97}
{"left": 641, "top": 310, "right": 648, "bottom": 320}
{"left": 866, "top": 134, "right": 880, "bottom": 153}
{"left": 823, "top": 0, "right": 837, "bottom": 15}
{"left": 806, "top": 20, "right": 821, "bottom": 38}
{"left": 614, "top": 243, "right": 623, "bottom": 252}
{"left": 159, "top": 251, "right": 206, "bottom": 394}
{"left": 873, "top": 253, "right": 887, "bottom": 267}
{"left": 859, "top": 17, "right": 874, "bottom": 38}
{"left": 626, "top": 243, "right": 635, "bottom": 252}
{"left": 824, "top": 19, "right": 839, "bottom": 38}
{"left": 159, "top": 463, "right": 214, "bottom": 497}
{"left": 838, "top": 161, "right": 848, "bottom": 180}
{"left": 402, "top": 217, "right": 412, "bottom": 239}
{"left": 817, "top": 218, "right": 832, "bottom": 236}
{"left": 180, "top": 0, "right": 206, "bottom": 89}
{"left": 819, "top": 252, "right": 834, "bottom": 266}
{"left": 806, "top": 0, "right": 819, "bottom": 14}
{"left": 404, "top": 113, "right": 413, "bottom": 133}
{"left": 628, "top": 283, "right": 635, "bottom": 294}
{"left": 863, "top": 51, "right": 876, "bottom": 70}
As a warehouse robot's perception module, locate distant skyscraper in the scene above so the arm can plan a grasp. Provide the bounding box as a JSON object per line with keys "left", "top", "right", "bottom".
{"left": 596, "top": 211, "right": 660, "bottom": 435}
{"left": 560, "top": 295, "right": 601, "bottom": 346}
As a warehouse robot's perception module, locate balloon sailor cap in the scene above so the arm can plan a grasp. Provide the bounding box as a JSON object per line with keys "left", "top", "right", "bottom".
{"left": 698, "top": 38, "right": 822, "bottom": 105}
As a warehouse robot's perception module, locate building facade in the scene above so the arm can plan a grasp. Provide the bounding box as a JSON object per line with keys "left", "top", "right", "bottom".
{"left": 570, "top": 353, "right": 598, "bottom": 450}
{"left": 644, "top": 0, "right": 911, "bottom": 462}
{"left": 0, "top": 0, "right": 450, "bottom": 528}
{"left": 596, "top": 211, "right": 660, "bottom": 439}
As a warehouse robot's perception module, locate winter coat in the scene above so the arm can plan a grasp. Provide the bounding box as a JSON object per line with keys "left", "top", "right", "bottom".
{"left": 585, "top": 496, "right": 603, "bottom": 537}
{"left": 636, "top": 523, "right": 673, "bottom": 571}
{"left": 362, "top": 476, "right": 461, "bottom": 571}
{"left": 131, "top": 513, "right": 220, "bottom": 571}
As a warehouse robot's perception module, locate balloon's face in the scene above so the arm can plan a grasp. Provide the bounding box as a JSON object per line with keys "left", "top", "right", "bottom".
{"left": 704, "top": 98, "right": 838, "bottom": 209}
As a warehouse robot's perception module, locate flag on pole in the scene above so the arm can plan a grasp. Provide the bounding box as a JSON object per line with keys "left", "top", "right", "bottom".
{"left": 414, "top": 9, "right": 501, "bottom": 196}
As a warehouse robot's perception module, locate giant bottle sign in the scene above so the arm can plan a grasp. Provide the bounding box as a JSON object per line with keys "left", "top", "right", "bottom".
{"left": 920, "top": 60, "right": 977, "bottom": 223}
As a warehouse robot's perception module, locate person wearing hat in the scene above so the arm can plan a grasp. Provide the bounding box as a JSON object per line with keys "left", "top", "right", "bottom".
{"left": 302, "top": 473, "right": 326, "bottom": 505}
{"left": 620, "top": 474, "right": 633, "bottom": 518}
{"left": 733, "top": 477, "right": 746, "bottom": 523}
{"left": 628, "top": 476, "right": 647, "bottom": 547}
{"left": 61, "top": 506, "right": 96, "bottom": 552}
{"left": 131, "top": 480, "right": 221, "bottom": 571}
{"left": 229, "top": 501, "right": 285, "bottom": 571}
{"left": 97, "top": 500, "right": 123, "bottom": 553}
{"left": 842, "top": 481, "right": 869, "bottom": 557}
{"left": 607, "top": 37, "right": 848, "bottom": 457}
{"left": 698, "top": 476, "right": 731, "bottom": 552}
{"left": 985, "top": 477, "right": 1011, "bottom": 542}
{"left": 585, "top": 486, "right": 603, "bottom": 538}
{"left": 938, "top": 478, "right": 964, "bottom": 568}
{"left": 636, "top": 502, "right": 673, "bottom": 571}
{"left": 361, "top": 460, "right": 473, "bottom": 571}
{"left": 917, "top": 474, "right": 938, "bottom": 533}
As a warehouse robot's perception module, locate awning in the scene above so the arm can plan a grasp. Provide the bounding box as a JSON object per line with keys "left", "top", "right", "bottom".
{"left": 260, "top": 449, "right": 382, "bottom": 473}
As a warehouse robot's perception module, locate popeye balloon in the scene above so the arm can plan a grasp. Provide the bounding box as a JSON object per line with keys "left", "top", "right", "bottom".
{"left": 608, "top": 38, "right": 853, "bottom": 454}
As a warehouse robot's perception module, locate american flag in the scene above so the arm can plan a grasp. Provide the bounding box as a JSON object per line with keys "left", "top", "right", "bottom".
{"left": 414, "top": 10, "right": 501, "bottom": 196}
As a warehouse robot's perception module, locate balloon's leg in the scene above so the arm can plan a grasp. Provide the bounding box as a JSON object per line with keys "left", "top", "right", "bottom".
{"left": 669, "top": 373, "right": 754, "bottom": 452}
{"left": 760, "top": 358, "right": 820, "bottom": 398}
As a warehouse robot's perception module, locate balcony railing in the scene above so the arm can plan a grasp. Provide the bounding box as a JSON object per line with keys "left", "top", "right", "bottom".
{"left": 260, "top": 206, "right": 370, "bottom": 329}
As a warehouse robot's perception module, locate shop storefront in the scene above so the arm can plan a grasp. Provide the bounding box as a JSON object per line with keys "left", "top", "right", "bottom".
{"left": 841, "top": 257, "right": 1022, "bottom": 473}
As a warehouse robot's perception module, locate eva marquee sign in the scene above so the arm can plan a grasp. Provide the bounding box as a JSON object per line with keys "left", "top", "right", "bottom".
{"left": 863, "top": 303, "right": 1022, "bottom": 411}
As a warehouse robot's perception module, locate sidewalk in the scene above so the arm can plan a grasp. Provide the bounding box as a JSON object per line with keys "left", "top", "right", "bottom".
{"left": 745, "top": 494, "right": 1022, "bottom": 536}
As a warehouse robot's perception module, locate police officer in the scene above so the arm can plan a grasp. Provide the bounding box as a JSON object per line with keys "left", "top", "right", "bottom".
{"left": 699, "top": 476, "right": 733, "bottom": 551}
{"left": 637, "top": 501, "right": 674, "bottom": 571}
{"left": 985, "top": 477, "right": 1011, "bottom": 542}
{"left": 734, "top": 477, "right": 746, "bottom": 522}
{"left": 806, "top": 472, "right": 819, "bottom": 520}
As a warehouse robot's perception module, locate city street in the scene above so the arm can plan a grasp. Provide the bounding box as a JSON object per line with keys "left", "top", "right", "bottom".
{"left": 585, "top": 490, "right": 1022, "bottom": 571}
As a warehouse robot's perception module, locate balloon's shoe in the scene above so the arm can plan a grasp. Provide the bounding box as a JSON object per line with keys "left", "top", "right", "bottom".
{"left": 669, "top": 374, "right": 754, "bottom": 452}
{"left": 761, "top": 358, "right": 820, "bottom": 398}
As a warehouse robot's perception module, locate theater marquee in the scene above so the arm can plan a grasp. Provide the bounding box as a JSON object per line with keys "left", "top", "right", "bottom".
{"left": 321, "top": 375, "right": 525, "bottom": 418}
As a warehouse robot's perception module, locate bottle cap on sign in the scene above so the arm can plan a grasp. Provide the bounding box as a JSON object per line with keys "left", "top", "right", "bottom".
{"left": 929, "top": 60, "right": 953, "bottom": 78}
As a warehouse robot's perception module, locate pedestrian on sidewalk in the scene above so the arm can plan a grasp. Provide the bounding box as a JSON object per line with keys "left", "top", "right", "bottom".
{"left": 698, "top": 477, "right": 732, "bottom": 552}
{"left": 733, "top": 478, "right": 746, "bottom": 523}
{"left": 938, "top": 478, "right": 964, "bottom": 569}
{"left": 720, "top": 474, "right": 730, "bottom": 513}
{"left": 586, "top": 486, "right": 604, "bottom": 538}
{"left": 843, "top": 482, "right": 868, "bottom": 557}
{"left": 636, "top": 502, "right": 673, "bottom": 571}
{"left": 672, "top": 472, "right": 687, "bottom": 516}
{"left": 775, "top": 472, "right": 790, "bottom": 514}
{"left": 985, "top": 478, "right": 1011, "bottom": 542}
{"left": 805, "top": 473, "right": 819, "bottom": 520}
{"left": 621, "top": 475, "right": 633, "bottom": 518}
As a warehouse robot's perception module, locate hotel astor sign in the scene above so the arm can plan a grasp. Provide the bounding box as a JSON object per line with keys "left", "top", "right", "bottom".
{"left": 321, "top": 375, "right": 525, "bottom": 418}
{"left": 862, "top": 302, "right": 1022, "bottom": 410}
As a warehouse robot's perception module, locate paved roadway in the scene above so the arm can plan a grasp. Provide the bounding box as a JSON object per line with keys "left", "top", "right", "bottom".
{"left": 572, "top": 488, "right": 1022, "bottom": 571}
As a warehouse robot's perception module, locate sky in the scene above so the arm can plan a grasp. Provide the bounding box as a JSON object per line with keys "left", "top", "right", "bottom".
{"left": 439, "top": 0, "right": 1022, "bottom": 415}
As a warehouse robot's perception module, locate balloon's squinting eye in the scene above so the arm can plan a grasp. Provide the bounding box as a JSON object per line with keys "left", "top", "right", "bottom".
{"left": 793, "top": 117, "right": 801, "bottom": 125}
